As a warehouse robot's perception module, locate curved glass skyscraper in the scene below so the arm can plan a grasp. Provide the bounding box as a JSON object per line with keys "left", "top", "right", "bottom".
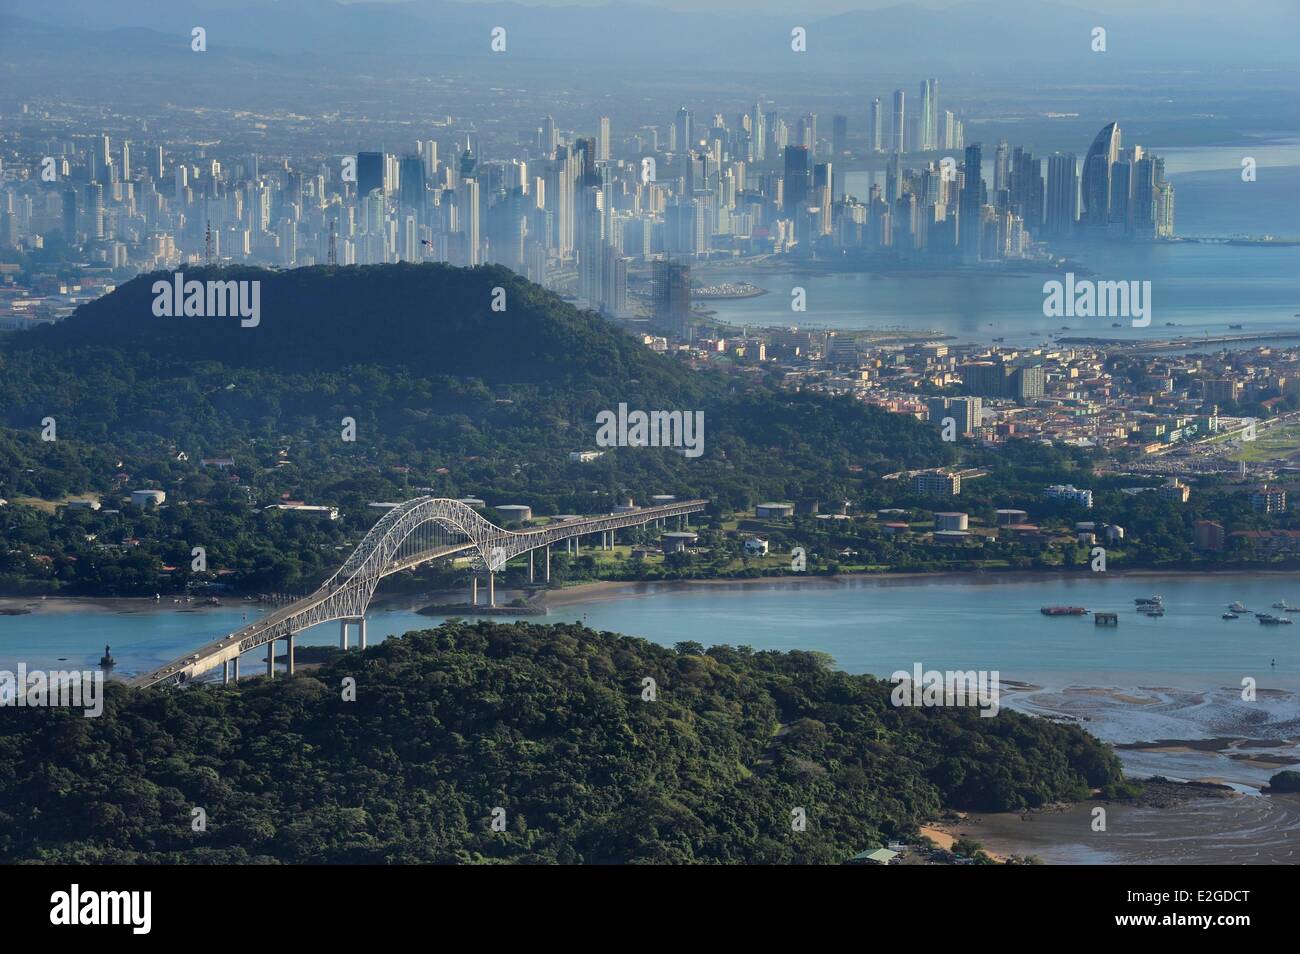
{"left": 1080, "top": 121, "right": 1121, "bottom": 227}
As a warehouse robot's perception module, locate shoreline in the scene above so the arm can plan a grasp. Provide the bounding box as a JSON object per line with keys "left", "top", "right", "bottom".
{"left": 8, "top": 564, "right": 1300, "bottom": 616}
{"left": 534, "top": 565, "right": 1300, "bottom": 609}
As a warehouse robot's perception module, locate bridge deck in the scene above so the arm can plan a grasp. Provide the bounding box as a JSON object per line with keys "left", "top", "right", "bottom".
{"left": 129, "top": 499, "right": 706, "bottom": 689}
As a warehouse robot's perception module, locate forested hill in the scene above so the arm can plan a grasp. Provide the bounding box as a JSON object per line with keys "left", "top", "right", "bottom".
{"left": 0, "top": 621, "right": 1122, "bottom": 864}
{"left": 13, "top": 262, "right": 698, "bottom": 396}
{"left": 0, "top": 263, "right": 954, "bottom": 595}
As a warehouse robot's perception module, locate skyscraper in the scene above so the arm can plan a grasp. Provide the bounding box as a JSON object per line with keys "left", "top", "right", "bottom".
{"left": 597, "top": 117, "right": 611, "bottom": 161}
{"left": 356, "top": 151, "right": 385, "bottom": 200}
{"left": 1080, "top": 122, "right": 1121, "bottom": 228}
{"left": 652, "top": 259, "right": 692, "bottom": 340}
{"left": 832, "top": 115, "right": 847, "bottom": 156}
{"left": 675, "top": 106, "right": 693, "bottom": 155}
{"left": 458, "top": 177, "right": 481, "bottom": 265}
{"left": 398, "top": 154, "right": 426, "bottom": 223}
{"left": 783, "top": 145, "right": 810, "bottom": 211}
{"left": 960, "top": 143, "right": 983, "bottom": 262}
{"left": 540, "top": 115, "right": 557, "bottom": 159}
{"left": 869, "top": 98, "right": 883, "bottom": 153}
{"left": 1109, "top": 158, "right": 1132, "bottom": 232}
{"left": 1045, "top": 152, "right": 1078, "bottom": 237}
{"left": 892, "top": 89, "right": 906, "bottom": 154}
{"left": 993, "top": 139, "right": 1010, "bottom": 195}
{"left": 919, "top": 79, "right": 938, "bottom": 151}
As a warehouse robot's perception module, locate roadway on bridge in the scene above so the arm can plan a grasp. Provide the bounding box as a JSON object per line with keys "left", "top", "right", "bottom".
{"left": 129, "top": 498, "right": 707, "bottom": 689}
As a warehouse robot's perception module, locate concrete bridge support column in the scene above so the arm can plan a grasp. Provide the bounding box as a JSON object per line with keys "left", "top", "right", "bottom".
{"left": 222, "top": 659, "right": 230, "bottom": 686}
{"left": 471, "top": 576, "right": 478, "bottom": 606}
{"left": 340, "top": 619, "right": 350, "bottom": 650}
{"left": 545, "top": 544, "right": 551, "bottom": 583}
{"left": 266, "top": 643, "right": 275, "bottom": 679}
{"left": 359, "top": 617, "right": 367, "bottom": 650}
{"left": 232, "top": 656, "right": 240, "bottom": 683}
{"left": 286, "top": 632, "right": 295, "bottom": 675}
{"left": 529, "top": 550, "right": 535, "bottom": 583}
{"left": 488, "top": 572, "right": 496, "bottom": 607}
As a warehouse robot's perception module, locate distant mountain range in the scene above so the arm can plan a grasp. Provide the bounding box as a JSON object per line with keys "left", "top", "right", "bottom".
{"left": 2, "top": 0, "right": 1295, "bottom": 74}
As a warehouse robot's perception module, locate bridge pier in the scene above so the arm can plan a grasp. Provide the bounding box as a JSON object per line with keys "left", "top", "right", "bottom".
{"left": 340, "top": 619, "right": 350, "bottom": 650}
{"left": 529, "top": 549, "right": 535, "bottom": 583}
{"left": 471, "top": 576, "right": 478, "bottom": 606}
{"left": 232, "top": 656, "right": 239, "bottom": 683}
{"left": 545, "top": 544, "right": 551, "bottom": 582}
{"left": 359, "top": 617, "right": 367, "bottom": 650}
{"left": 488, "top": 571, "right": 496, "bottom": 607}
{"left": 286, "top": 632, "right": 295, "bottom": 675}
{"left": 222, "top": 659, "right": 230, "bottom": 686}
{"left": 266, "top": 643, "right": 274, "bottom": 679}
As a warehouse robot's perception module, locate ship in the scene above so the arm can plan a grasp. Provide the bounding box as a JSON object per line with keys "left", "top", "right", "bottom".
{"left": 1041, "top": 606, "right": 1089, "bottom": 616}
{"left": 1230, "top": 601, "right": 1248, "bottom": 613}
{"left": 1259, "top": 614, "right": 1294, "bottom": 625}
{"left": 1223, "top": 612, "right": 1240, "bottom": 620}
{"left": 1135, "top": 596, "right": 1163, "bottom": 606}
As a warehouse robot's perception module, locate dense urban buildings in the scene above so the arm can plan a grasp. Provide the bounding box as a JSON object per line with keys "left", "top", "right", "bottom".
{"left": 1, "top": 80, "right": 1174, "bottom": 331}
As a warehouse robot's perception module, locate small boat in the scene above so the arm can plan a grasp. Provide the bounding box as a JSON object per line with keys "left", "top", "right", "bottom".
{"left": 1229, "top": 324, "right": 1243, "bottom": 329}
{"left": 1230, "top": 601, "right": 1248, "bottom": 613}
{"left": 1260, "top": 614, "right": 1293, "bottom": 625}
{"left": 1041, "top": 606, "right": 1089, "bottom": 616}
{"left": 1135, "top": 596, "right": 1163, "bottom": 606}
{"left": 1223, "top": 612, "right": 1239, "bottom": 620}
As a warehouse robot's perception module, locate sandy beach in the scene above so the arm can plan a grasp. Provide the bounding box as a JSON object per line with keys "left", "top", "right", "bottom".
{"left": 0, "top": 595, "right": 230, "bottom": 616}
{"left": 944, "top": 792, "right": 1300, "bottom": 864}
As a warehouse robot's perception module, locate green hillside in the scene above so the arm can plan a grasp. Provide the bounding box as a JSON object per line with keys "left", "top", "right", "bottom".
{"left": 0, "top": 620, "right": 1121, "bottom": 864}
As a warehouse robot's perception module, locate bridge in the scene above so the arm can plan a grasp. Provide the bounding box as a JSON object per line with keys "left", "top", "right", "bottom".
{"left": 129, "top": 496, "right": 707, "bottom": 689}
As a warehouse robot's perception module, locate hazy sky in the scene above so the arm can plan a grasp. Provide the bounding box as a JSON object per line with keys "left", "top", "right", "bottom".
{"left": 361, "top": 0, "right": 1284, "bottom": 15}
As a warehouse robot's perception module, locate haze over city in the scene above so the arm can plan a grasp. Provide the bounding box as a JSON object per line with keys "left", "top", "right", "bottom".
{"left": 0, "top": 0, "right": 1297, "bottom": 905}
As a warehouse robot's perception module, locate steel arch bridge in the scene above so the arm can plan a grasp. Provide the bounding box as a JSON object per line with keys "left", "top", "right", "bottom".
{"left": 129, "top": 495, "right": 707, "bottom": 689}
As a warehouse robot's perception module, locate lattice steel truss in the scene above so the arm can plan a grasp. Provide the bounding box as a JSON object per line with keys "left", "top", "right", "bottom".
{"left": 131, "top": 496, "right": 707, "bottom": 688}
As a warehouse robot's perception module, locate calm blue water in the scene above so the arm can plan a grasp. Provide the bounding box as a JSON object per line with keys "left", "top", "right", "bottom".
{"left": 8, "top": 575, "right": 1299, "bottom": 785}
{"left": 5, "top": 574, "right": 1299, "bottom": 690}
{"left": 703, "top": 241, "right": 1300, "bottom": 345}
